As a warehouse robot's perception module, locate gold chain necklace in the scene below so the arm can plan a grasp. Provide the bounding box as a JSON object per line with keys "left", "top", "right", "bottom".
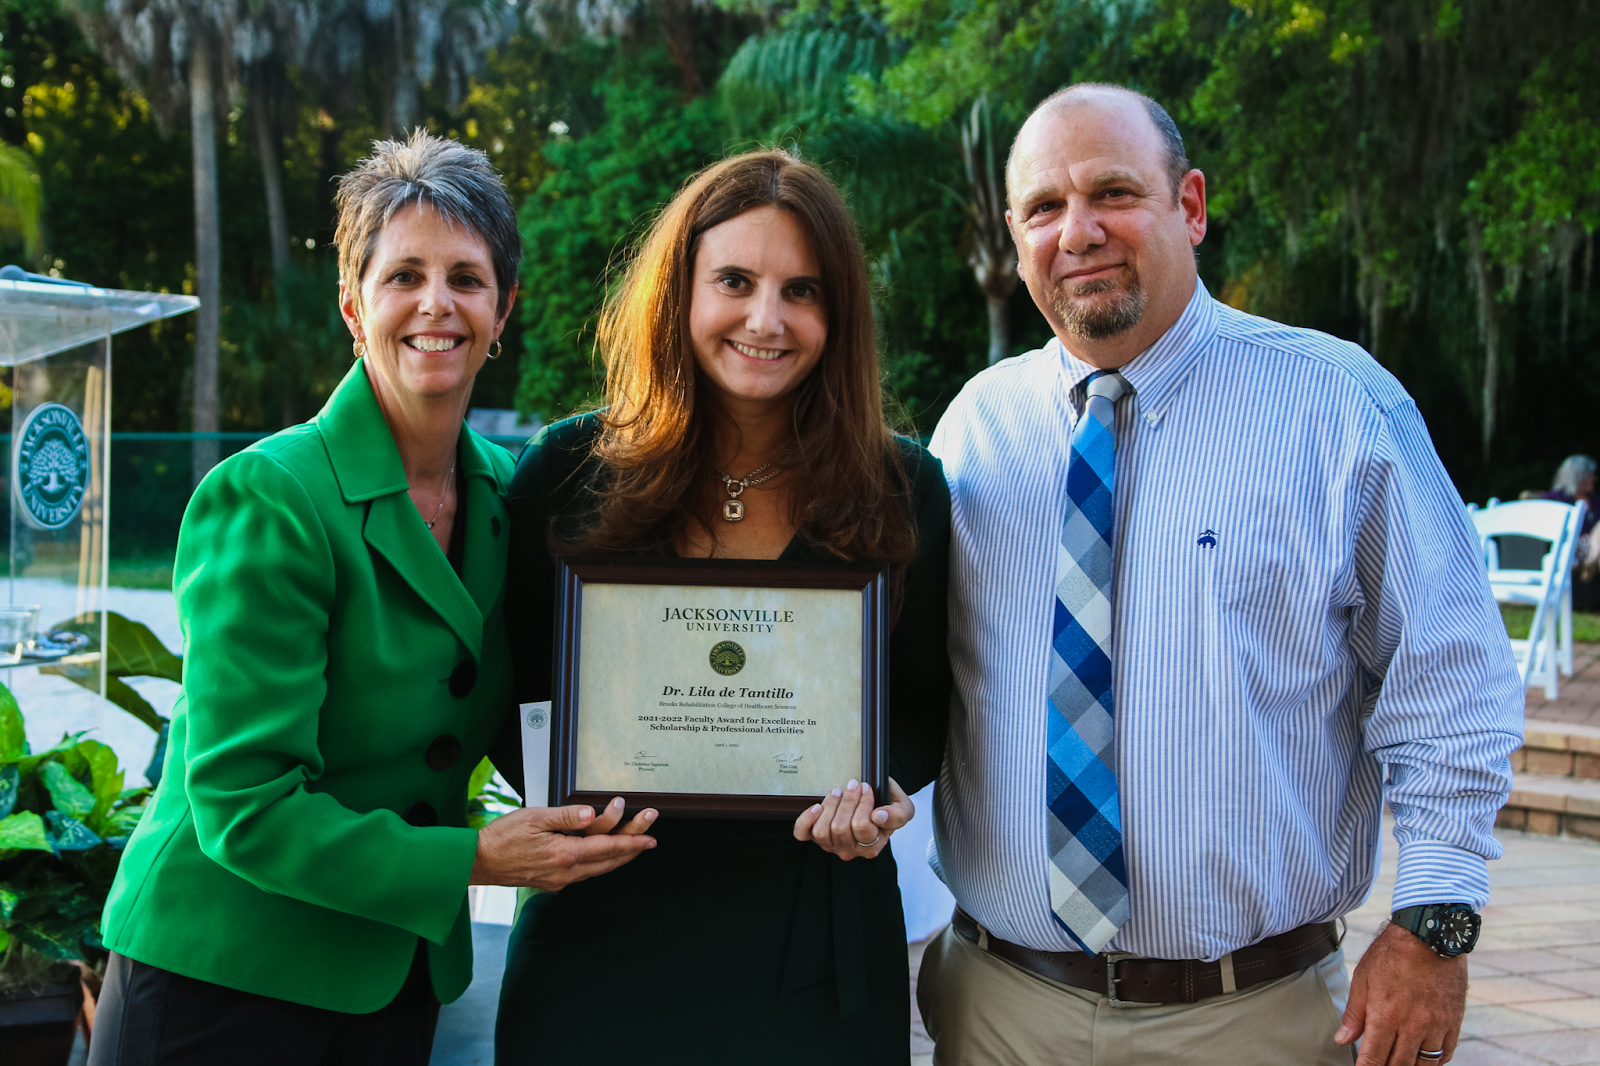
{"left": 712, "top": 461, "right": 780, "bottom": 522}
{"left": 424, "top": 463, "right": 456, "bottom": 530}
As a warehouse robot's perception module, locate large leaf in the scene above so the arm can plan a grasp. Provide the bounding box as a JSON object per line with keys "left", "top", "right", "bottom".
{"left": 0, "top": 764, "right": 16, "bottom": 820}
{"left": 0, "top": 683, "right": 22, "bottom": 761}
{"left": 76, "top": 739, "right": 124, "bottom": 818}
{"left": 45, "top": 811, "right": 101, "bottom": 851}
{"left": 98, "top": 612, "right": 184, "bottom": 682}
{"left": 0, "top": 811, "right": 51, "bottom": 852}
{"left": 42, "top": 761, "right": 95, "bottom": 819}
{"left": 106, "top": 804, "right": 145, "bottom": 836}
{"left": 41, "top": 612, "right": 182, "bottom": 734}
{"left": 15, "top": 917, "right": 90, "bottom": 961}
{"left": 144, "top": 720, "right": 169, "bottom": 787}
{"left": 0, "top": 884, "right": 20, "bottom": 919}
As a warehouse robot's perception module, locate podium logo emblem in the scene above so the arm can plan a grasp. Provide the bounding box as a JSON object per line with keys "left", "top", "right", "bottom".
{"left": 14, "top": 403, "right": 90, "bottom": 531}
{"left": 709, "top": 640, "right": 746, "bottom": 676}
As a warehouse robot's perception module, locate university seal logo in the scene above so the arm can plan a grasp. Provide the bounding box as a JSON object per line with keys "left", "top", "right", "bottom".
{"left": 709, "top": 640, "right": 746, "bottom": 676}
{"left": 13, "top": 403, "right": 90, "bottom": 531}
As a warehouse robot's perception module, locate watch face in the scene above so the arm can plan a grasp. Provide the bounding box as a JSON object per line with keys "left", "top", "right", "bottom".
{"left": 1425, "top": 905, "right": 1482, "bottom": 956}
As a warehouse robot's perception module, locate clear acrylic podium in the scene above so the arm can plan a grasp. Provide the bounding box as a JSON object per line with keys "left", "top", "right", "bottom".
{"left": 0, "top": 272, "right": 198, "bottom": 698}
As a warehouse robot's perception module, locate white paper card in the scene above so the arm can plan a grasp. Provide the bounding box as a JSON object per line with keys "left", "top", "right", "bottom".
{"left": 519, "top": 700, "right": 553, "bottom": 807}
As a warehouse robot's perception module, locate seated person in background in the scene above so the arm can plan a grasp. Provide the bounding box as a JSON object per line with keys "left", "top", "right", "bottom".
{"left": 1544, "top": 454, "right": 1600, "bottom": 608}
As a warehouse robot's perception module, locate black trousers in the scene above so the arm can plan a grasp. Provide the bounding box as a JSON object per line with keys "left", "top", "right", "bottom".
{"left": 86, "top": 941, "right": 440, "bottom": 1066}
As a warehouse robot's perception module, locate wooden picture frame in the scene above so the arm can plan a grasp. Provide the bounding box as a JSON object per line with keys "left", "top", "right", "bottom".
{"left": 551, "top": 556, "right": 889, "bottom": 818}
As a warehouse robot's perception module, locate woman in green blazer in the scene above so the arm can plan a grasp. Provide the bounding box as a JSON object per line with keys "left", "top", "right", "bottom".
{"left": 90, "top": 133, "right": 654, "bottom": 1066}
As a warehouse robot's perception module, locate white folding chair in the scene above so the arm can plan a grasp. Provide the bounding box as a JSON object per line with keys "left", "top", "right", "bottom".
{"left": 1470, "top": 499, "right": 1585, "bottom": 698}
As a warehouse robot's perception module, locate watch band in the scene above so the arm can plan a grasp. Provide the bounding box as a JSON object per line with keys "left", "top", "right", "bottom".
{"left": 1392, "top": 903, "right": 1480, "bottom": 957}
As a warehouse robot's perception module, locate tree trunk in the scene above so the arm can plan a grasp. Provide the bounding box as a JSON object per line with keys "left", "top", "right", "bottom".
{"left": 190, "top": 30, "right": 221, "bottom": 484}
{"left": 657, "top": 0, "right": 704, "bottom": 100}
{"left": 986, "top": 293, "right": 1009, "bottom": 365}
{"left": 1467, "top": 220, "right": 1501, "bottom": 468}
{"left": 251, "top": 70, "right": 291, "bottom": 291}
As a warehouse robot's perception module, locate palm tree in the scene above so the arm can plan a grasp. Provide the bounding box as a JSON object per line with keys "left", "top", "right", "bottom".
{"left": 66, "top": 0, "right": 235, "bottom": 482}
{"left": 234, "top": 0, "right": 318, "bottom": 292}
{"left": 307, "top": 0, "right": 513, "bottom": 139}
{"left": 722, "top": 27, "right": 1017, "bottom": 365}
{"left": 523, "top": 0, "right": 725, "bottom": 100}
{"left": 960, "top": 95, "right": 1017, "bottom": 366}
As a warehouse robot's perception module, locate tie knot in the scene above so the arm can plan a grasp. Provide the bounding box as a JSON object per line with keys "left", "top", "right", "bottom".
{"left": 1086, "top": 371, "right": 1131, "bottom": 405}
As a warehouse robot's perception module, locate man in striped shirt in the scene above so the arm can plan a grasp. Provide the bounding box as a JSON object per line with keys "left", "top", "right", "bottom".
{"left": 920, "top": 83, "right": 1522, "bottom": 1065}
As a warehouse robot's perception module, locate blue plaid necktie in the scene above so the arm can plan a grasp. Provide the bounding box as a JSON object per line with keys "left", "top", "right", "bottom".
{"left": 1046, "top": 369, "right": 1132, "bottom": 954}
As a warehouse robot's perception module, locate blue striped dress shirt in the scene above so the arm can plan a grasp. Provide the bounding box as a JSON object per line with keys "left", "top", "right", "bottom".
{"left": 928, "top": 283, "right": 1523, "bottom": 960}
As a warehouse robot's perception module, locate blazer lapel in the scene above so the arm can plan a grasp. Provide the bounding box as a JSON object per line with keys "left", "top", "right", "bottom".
{"left": 315, "top": 361, "right": 485, "bottom": 660}
{"left": 362, "top": 494, "right": 483, "bottom": 660}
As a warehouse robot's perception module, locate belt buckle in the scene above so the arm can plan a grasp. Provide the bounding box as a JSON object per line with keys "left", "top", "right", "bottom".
{"left": 1103, "top": 952, "right": 1143, "bottom": 1008}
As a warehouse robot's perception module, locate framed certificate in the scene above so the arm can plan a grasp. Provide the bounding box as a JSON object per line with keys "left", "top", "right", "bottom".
{"left": 550, "top": 556, "right": 889, "bottom": 818}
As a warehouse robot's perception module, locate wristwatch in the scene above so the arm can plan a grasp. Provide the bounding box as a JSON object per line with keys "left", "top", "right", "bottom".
{"left": 1391, "top": 903, "right": 1481, "bottom": 957}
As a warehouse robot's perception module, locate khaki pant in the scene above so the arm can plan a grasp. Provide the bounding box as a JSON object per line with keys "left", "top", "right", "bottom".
{"left": 917, "top": 922, "right": 1356, "bottom": 1065}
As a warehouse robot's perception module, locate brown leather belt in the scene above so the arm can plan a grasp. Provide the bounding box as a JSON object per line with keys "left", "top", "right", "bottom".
{"left": 951, "top": 908, "right": 1339, "bottom": 1006}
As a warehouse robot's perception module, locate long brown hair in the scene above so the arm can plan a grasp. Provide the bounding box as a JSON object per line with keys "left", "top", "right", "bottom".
{"left": 570, "top": 148, "right": 916, "bottom": 579}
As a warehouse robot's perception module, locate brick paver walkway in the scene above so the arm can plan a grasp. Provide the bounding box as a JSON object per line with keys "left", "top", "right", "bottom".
{"left": 909, "top": 814, "right": 1600, "bottom": 1061}
{"left": 1527, "top": 644, "right": 1600, "bottom": 727}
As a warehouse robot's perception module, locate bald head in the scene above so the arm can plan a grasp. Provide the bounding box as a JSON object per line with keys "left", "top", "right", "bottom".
{"left": 1008, "top": 84, "right": 1190, "bottom": 204}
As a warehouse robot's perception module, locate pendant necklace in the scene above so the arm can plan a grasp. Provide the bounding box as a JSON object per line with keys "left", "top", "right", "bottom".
{"left": 423, "top": 463, "right": 456, "bottom": 530}
{"left": 712, "top": 461, "right": 779, "bottom": 522}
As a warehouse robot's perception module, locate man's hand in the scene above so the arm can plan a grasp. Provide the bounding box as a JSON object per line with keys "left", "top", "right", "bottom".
{"left": 470, "top": 799, "right": 657, "bottom": 891}
{"left": 1336, "top": 921, "right": 1469, "bottom": 1064}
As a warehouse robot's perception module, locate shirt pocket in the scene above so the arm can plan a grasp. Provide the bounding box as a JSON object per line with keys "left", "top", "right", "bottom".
{"left": 1203, "top": 548, "right": 1328, "bottom": 716}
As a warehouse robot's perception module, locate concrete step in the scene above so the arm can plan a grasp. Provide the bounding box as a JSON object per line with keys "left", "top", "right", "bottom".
{"left": 1496, "top": 770, "right": 1600, "bottom": 840}
{"left": 1512, "top": 720, "right": 1600, "bottom": 778}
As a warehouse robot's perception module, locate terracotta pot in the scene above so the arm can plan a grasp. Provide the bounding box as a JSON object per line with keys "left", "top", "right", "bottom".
{"left": 76, "top": 960, "right": 102, "bottom": 1049}
{"left": 0, "top": 979, "right": 84, "bottom": 1066}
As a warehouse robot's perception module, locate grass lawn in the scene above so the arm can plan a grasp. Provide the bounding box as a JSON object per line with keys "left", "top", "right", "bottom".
{"left": 1500, "top": 603, "right": 1600, "bottom": 643}
{"left": 109, "top": 558, "right": 175, "bottom": 590}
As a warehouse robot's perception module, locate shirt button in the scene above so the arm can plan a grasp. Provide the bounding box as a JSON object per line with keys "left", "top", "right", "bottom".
{"left": 402, "top": 801, "right": 437, "bottom": 827}
{"left": 426, "top": 735, "right": 462, "bottom": 771}
{"left": 449, "top": 661, "right": 477, "bottom": 698}
{"left": 491, "top": 516, "right": 502, "bottom": 537}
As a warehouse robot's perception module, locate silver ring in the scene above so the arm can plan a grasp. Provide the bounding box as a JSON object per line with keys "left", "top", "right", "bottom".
{"left": 1417, "top": 1051, "right": 1445, "bottom": 1061}
{"left": 853, "top": 832, "right": 882, "bottom": 848}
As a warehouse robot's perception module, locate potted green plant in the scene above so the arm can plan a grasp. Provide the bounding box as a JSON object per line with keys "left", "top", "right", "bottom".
{"left": 0, "top": 682, "right": 148, "bottom": 1065}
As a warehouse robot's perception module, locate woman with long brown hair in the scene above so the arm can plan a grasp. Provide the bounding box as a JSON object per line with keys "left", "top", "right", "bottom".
{"left": 496, "top": 149, "right": 951, "bottom": 1061}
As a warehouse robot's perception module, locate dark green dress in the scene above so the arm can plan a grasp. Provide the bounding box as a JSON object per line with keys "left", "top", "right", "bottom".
{"left": 495, "top": 414, "right": 952, "bottom": 1065}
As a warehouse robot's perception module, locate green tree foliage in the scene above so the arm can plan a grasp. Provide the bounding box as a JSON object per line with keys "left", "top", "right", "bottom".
{"left": 515, "top": 47, "right": 727, "bottom": 418}
{"left": 717, "top": 9, "right": 1024, "bottom": 429}
{"left": 0, "top": 0, "right": 1594, "bottom": 510}
{"left": 820, "top": 0, "right": 1600, "bottom": 497}
{"left": 0, "top": 137, "right": 38, "bottom": 251}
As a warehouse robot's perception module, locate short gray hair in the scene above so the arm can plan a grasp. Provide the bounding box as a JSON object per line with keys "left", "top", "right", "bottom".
{"left": 1553, "top": 454, "right": 1597, "bottom": 496}
{"left": 335, "top": 131, "right": 521, "bottom": 317}
{"left": 1011, "top": 83, "right": 1191, "bottom": 202}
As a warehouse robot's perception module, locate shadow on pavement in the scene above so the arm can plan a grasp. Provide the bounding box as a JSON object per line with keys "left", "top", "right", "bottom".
{"left": 430, "top": 922, "right": 511, "bottom": 1066}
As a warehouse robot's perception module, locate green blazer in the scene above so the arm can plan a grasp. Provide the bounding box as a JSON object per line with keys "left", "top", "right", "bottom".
{"left": 102, "top": 361, "right": 515, "bottom": 1013}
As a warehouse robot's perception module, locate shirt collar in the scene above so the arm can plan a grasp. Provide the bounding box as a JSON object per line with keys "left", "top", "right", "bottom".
{"left": 1053, "top": 280, "right": 1218, "bottom": 424}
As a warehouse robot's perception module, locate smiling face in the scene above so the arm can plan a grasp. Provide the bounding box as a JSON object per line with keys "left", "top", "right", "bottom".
{"left": 339, "top": 201, "right": 512, "bottom": 407}
{"left": 687, "top": 205, "right": 828, "bottom": 414}
{"left": 1007, "top": 90, "right": 1207, "bottom": 366}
